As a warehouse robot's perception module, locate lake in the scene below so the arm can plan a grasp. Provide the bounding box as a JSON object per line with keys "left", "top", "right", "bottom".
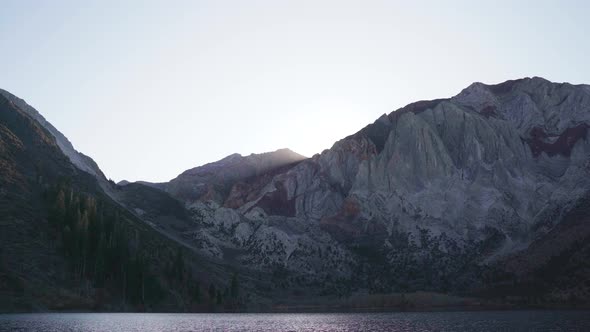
{"left": 1, "top": 311, "right": 589, "bottom": 331}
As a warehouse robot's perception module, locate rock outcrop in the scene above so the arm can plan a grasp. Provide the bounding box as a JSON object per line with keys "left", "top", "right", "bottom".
{"left": 151, "top": 77, "right": 590, "bottom": 296}
{"left": 156, "top": 148, "right": 307, "bottom": 206}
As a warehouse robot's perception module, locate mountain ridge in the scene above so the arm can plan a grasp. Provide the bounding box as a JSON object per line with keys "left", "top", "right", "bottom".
{"left": 2, "top": 76, "right": 590, "bottom": 311}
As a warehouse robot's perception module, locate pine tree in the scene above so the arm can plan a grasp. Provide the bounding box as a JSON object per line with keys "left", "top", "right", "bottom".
{"left": 216, "top": 289, "right": 223, "bottom": 305}
{"left": 230, "top": 273, "right": 239, "bottom": 299}
{"left": 192, "top": 281, "right": 201, "bottom": 303}
{"left": 94, "top": 232, "right": 106, "bottom": 287}
{"left": 208, "top": 284, "right": 216, "bottom": 303}
{"left": 174, "top": 248, "right": 184, "bottom": 281}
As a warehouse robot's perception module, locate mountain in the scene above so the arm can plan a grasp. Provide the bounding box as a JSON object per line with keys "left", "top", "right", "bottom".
{"left": 0, "top": 92, "right": 253, "bottom": 312}
{"left": 0, "top": 89, "right": 106, "bottom": 181}
{"left": 140, "top": 77, "right": 590, "bottom": 304}
{"left": 137, "top": 148, "right": 306, "bottom": 206}
{"left": 2, "top": 77, "right": 590, "bottom": 312}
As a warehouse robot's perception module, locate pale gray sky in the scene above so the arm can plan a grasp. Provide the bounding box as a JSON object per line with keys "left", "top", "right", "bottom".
{"left": 1, "top": 0, "right": 589, "bottom": 182}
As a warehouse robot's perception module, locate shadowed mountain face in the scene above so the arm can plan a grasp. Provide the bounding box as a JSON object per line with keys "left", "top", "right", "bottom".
{"left": 0, "top": 89, "right": 106, "bottom": 181}
{"left": 0, "top": 94, "right": 117, "bottom": 311}
{"left": 2, "top": 77, "right": 590, "bottom": 311}
{"left": 0, "top": 93, "right": 261, "bottom": 312}
{"left": 161, "top": 148, "right": 307, "bottom": 206}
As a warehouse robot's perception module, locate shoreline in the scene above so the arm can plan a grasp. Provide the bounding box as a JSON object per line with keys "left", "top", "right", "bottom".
{"left": 2, "top": 305, "right": 590, "bottom": 315}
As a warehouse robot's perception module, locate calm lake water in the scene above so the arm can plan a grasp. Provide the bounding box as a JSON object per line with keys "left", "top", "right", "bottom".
{"left": 0, "top": 311, "right": 589, "bottom": 331}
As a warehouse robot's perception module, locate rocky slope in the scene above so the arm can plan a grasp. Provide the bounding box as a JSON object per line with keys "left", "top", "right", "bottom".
{"left": 134, "top": 77, "right": 590, "bottom": 302}
{"left": 0, "top": 89, "right": 107, "bottom": 181}
{"left": 0, "top": 92, "right": 258, "bottom": 312}
{"left": 139, "top": 149, "right": 307, "bottom": 205}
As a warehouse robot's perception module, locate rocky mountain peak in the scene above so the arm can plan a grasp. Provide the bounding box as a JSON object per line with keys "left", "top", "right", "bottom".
{"left": 452, "top": 81, "right": 500, "bottom": 115}
{"left": 162, "top": 148, "right": 307, "bottom": 205}
{"left": 0, "top": 89, "right": 107, "bottom": 181}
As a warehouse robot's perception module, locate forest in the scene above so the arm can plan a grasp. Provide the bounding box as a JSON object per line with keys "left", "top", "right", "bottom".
{"left": 43, "top": 181, "right": 241, "bottom": 311}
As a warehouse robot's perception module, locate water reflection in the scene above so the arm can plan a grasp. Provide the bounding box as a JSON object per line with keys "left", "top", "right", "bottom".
{"left": 0, "top": 311, "right": 589, "bottom": 332}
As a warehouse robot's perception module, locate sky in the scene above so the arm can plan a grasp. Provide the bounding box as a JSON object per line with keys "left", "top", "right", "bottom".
{"left": 1, "top": 0, "right": 589, "bottom": 182}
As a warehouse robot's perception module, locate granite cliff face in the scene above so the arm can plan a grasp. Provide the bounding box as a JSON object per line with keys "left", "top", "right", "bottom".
{"left": 135, "top": 77, "right": 590, "bottom": 298}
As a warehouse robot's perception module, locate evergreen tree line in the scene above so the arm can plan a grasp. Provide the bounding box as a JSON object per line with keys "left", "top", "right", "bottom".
{"left": 165, "top": 247, "right": 241, "bottom": 309}
{"left": 43, "top": 182, "right": 242, "bottom": 311}
{"left": 44, "top": 183, "right": 163, "bottom": 307}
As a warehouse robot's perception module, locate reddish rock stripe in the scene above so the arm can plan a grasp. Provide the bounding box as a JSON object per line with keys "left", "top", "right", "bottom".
{"left": 525, "top": 124, "right": 590, "bottom": 157}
